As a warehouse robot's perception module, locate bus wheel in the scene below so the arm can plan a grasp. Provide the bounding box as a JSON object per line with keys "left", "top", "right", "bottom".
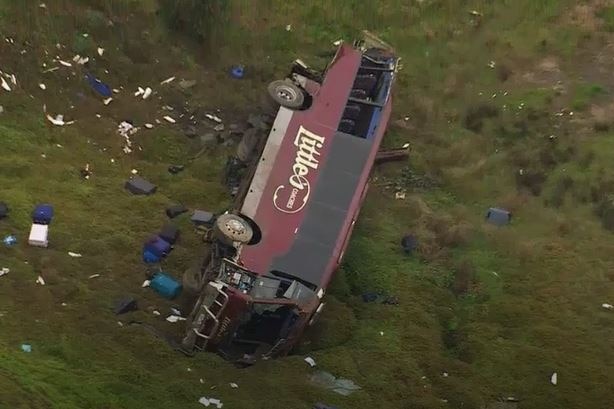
{"left": 213, "top": 213, "right": 254, "bottom": 245}
{"left": 267, "top": 80, "right": 305, "bottom": 110}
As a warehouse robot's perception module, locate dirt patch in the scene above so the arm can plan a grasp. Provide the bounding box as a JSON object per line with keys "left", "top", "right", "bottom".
{"left": 519, "top": 56, "right": 565, "bottom": 86}
{"left": 566, "top": 3, "right": 606, "bottom": 31}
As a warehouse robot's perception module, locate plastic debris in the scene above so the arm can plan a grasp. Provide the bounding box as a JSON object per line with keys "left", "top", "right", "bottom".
{"left": 39, "top": 83, "right": 46, "bottom": 90}
{"left": 117, "top": 121, "right": 138, "bottom": 154}
{"left": 488, "top": 61, "right": 496, "bottom": 69}
{"left": 142, "top": 87, "right": 152, "bottom": 99}
{"left": 144, "top": 123, "right": 154, "bottom": 129}
{"left": 603, "top": 303, "right": 614, "bottom": 310}
{"left": 166, "top": 315, "right": 186, "bottom": 323}
{"left": 68, "top": 252, "right": 82, "bottom": 258}
{"left": 333, "top": 39, "right": 343, "bottom": 46}
{"left": 160, "top": 76, "right": 175, "bottom": 85}
{"left": 198, "top": 397, "right": 223, "bottom": 408}
{"left": 170, "top": 307, "right": 181, "bottom": 316}
{"left": 163, "top": 115, "right": 176, "bottom": 124}
{"left": 395, "top": 191, "right": 406, "bottom": 200}
{"left": 205, "top": 113, "right": 222, "bottom": 123}
{"left": 36, "top": 276, "right": 46, "bottom": 286}
{"left": 142, "top": 280, "right": 151, "bottom": 288}
{"left": 85, "top": 73, "right": 112, "bottom": 98}
{"left": 285, "top": 24, "right": 292, "bottom": 31}
{"left": 229, "top": 383, "right": 238, "bottom": 389}
{"left": 97, "top": 47, "right": 104, "bottom": 56}
{"left": 21, "top": 344, "right": 32, "bottom": 353}
{"left": 103, "top": 97, "right": 113, "bottom": 105}
{"left": 304, "top": 357, "right": 316, "bottom": 367}
{"left": 131, "top": 169, "right": 138, "bottom": 175}
{"left": 486, "top": 207, "right": 511, "bottom": 226}
{"left": 3, "top": 235, "right": 17, "bottom": 247}
{"left": 153, "top": 310, "right": 161, "bottom": 316}
{"left": 46, "top": 113, "right": 66, "bottom": 126}
{"left": 1, "top": 77, "right": 11, "bottom": 91}
{"left": 58, "top": 59, "right": 72, "bottom": 67}
{"left": 73, "top": 55, "right": 89, "bottom": 65}
{"left": 551, "top": 372, "right": 558, "bottom": 385}
{"left": 134, "top": 87, "right": 145, "bottom": 97}
{"left": 88, "top": 274, "right": 100, "bottom": 279}
{"left": 230, "top": 65, "right": 245, "bottom": 79}
{"left": 0, "top": 267, "right": 9, "bottom": 277}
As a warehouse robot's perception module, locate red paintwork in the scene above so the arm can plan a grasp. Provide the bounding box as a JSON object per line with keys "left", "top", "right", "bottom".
{"left": 240, "top": 44, "right": 364, "bottom": 284}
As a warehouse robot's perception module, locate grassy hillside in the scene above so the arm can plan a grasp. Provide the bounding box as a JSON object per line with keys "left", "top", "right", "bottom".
{"left": 0, "top": 1, "right": 613, "bottom": 408}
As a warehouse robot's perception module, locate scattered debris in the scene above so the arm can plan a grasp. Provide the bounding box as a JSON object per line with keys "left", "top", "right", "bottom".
{"left": 333, "top": 39, "right": 343, "bottom": 46}
{"left": 28, "top": 224, "right": 49, "bottom": 248}
{"left": 142, "top": 87, "right": 152, "bottom": 99}
{"left": 97, "top": 47, "right": 104, "bottom": 56}
{"left": 21, "top": 344, "right": 32, "bottom": 353}
{"left": 1, "top": 77, "right": 11, "bottom": 91}
{"left": 205, "top": 113, "right": 223, "bottom": 123}
{"left": 168, "top": 164, "right": 185, "bottom": 174}
{"left": 150, "top": 272, "right": 182, "bottom": 299}
{"left": 85, "top": 73, "right": 112, "bottom": 98}
{"left": 443, "top": 372, "right": 449, "bottom": 377}
{"left": 602, "top": 303, "right": 614, "bottom": 310}
{"left": 72, "top": 55, "right": 89, "bottom": 65}
{"left": 166, "top": 204, "right": 189, "bottom": 219}
{"left": 131, "top": 169, "right": 138, "bottom": 175}
{"left": 152, "top": 310, "right": 160, "bottom": 316}
{"left": 36, "top": 276, "right": 46, "bottom": 286}
{"left": 304, "top": 357, "right": 317, "bottom": 367}
{"left": 486, "top": 207, "right": 512, "bottom": 226}
{"left": 46, "top": 113, "right": 68, "bottom": 126}
{"left": 310, "top": 371, "right": 361, "bottom": 396}
{"left": 230, "top": 65, "right": 245, "bottom": 79}
{"left": 2, "top": 235, "right": 17, "bottom": 247}
{"left": 38, "top": 83, "right": 46, "bottom": 90}
{"left": 88, "top": 274, "right": 100, "bottom": 279}
{"left": 142, "top": 280, "right": 151, "bottom": 288}
{"left": 286, "top": 24, "right": 292, "bottom": 31}
{"left": 68, "top": 252, "right": 82, "bottom": 258}
{"left": 229, "top": 383, "right": 238, "bottom": 389}
{"left": 144, "top": 123, "right": 154, "bottom": 129}
{"left": 125, "top": 176, "right": 157, "bottom": 195}
{"left": 191, "top": 210, "right": 214, "bottom": 225}
{"left": 170, "top": 307, "right": 181, "bottom": 316}
{"left": 103, "top": 97, "right": 113, "bottom": 105}
{"left": 166, "top": 315, "right": 186, "bottom": 323}
{"left": 395, "top": 191, "right": 406, "bottom": 200}
{"left": 0, "top": 267, "right": 9, "bottom": 277}
{"left": 198, "top": 397, "right": 223, "bottom": 408}
{"left": 58, "top": 59, "right": 72, "bottom": 67}
{"left": 80, "top": 163, "right": 92, "bottom": 180}
{"left": 488, "top": 61, "right": 496, "bottom": 69}
{"left": 551, "top": 372, "right": 558, "bottom": 385}
{"left": 160, "top": 76, "right": 175, "bottom": 85}
{"left": 163, "top": 115, "right": 176, "bottom": 124}
{"left": 114, "top": 297, "right": 137, "bottom": 315}
{"left": 117, "top": 121, "right": 138, "bottom": 154}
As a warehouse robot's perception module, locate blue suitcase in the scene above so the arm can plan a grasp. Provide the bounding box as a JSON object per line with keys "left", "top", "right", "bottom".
{"left": 32, "top": 204, "right": 54, "bottom": 225}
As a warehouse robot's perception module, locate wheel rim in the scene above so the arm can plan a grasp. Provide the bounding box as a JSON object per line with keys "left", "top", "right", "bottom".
{"left": 276, "top": 84, "right": 297, "bottom": 102}
{"left": 226, "top": 219, "right": 245, "bottom": 234}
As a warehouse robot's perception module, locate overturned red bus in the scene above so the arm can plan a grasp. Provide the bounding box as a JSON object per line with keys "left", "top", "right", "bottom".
{"left": 181, "top": 33, "right": 398, "bottom": 364}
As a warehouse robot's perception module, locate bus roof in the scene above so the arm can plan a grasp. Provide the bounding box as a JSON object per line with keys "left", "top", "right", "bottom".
{"left": 239, "top": 43, "right": 395, "bottom": 289}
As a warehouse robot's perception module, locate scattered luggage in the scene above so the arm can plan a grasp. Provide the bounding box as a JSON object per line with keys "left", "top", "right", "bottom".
{"left": 28, "top": 224, "right": 49, "bottom": 248}
{"left": 191, "top": 210, "right": 214, "bottom": 226}
{"left": 159, "top": 224, "right": 180, "bottom": 245}
{"left": 114, "top": 297, "right": 138, "bottom": 314}
{"left": 32, "top": 204, "right": 54, "bottom": 224}
{"left": 125, "top": 176, "right": 157, "bottom": 195}
{"left": 486, "top": 207, "right": 512, "bottom": 226}
{"left": 150, "top": 272, "right": 182, "bottom": 299}
{"left": 166, "top": 204, "right": 188, "bottom": 219}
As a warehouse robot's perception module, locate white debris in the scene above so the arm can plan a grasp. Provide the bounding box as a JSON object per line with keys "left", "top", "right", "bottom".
{"left": 198, "top": 397, "right": 223, "bottom": 408}
{"left": 166, "top": 315, "right": 186, "bottom": 323}
{"left": 229, "top": 383, "right": 238, "bottom": 389}
{"left": 61, "top": 302, "right": 67, "bottom": 307}
{"left": 134, "top": 87, "right": 145, "bottom": 97}
{"left": 200, "top": 378, "right": 205, "bottom": 384}
{"left": 72, "top": 55, "right": 89, "bottom": 65}
{"left": 153, "top": 310, "right": 161, "bottom": 316}
{"left": 602, "top": 303, "right": 613, "bottom": 310}
{"left": 402, "top": 142, "right": 410, "bottom": 149}
{"left": 58, "top": 59, "right": 72, "bottom": 67}
{"left": 42, "top": 66, "right": 59, "bottom": 73}
{"left": 0, "top": 106, "right": 3, "bottom": 114}
{"left": 163, "top": 115, "right": 176, "bottom": 124}
{"left": 144, "top": 123, "right": 154, "bottom": 129}
{"left": 39, "top": 3, "right": 47, "bottom": 8}
{"left": 205, "top": 113, "right": 222, "bottom": 123}
{"left": 10, "top": 74, "right": 16, "bottom": 85}
{"left": 103, "top": 97, "right": 113, "bottom": 105}
{"left": 117, "top": 121, "right": 138, "bottom": 154}
{"left": 131, "top": 169, "right": 138, "bottom": 174}
{"left": 142, "top": 87, "right": 152, "bottom": 99}
{"left": 39, "top": 83, "right": 46, "bottom": 90}
{"left": 36, "top": 276, "right": 46, "bottom": 286}
{"left": 97, "top": 47, "right": 104, "bottom": 56}
{"left": 304, "top": 357, "right": 316, "bottom": 367}
{"left": 46, "top": 113, "right": 67, "bottom": 126}
{"left": 395, "top": 191, "right": 406, "bottom": 200}
{"left": 488, "top": 61, "right": 496, "bottom": 69}
{"left": 88, "top": 274, "right": 100, "bottom": 279}
{"left": 285, "top": 24, "right": 292, "bottom": 31}
{"left": 142, "top": 280, "right": 151, "bottom": 288}
{"left": 442, "top": 372, "right": 449, "bottom": 377}
{"left": 1, "top": 77, "right": 11, "bottom": 91}
{"left": 0, "top": 268, "right": 9, "bottom": 277}
{"left": 333, "top": 39, "right": 343, "bottom": 46}
{"left": 160, "top": 76, "right": 175, "bottom": 85}
{"left": 551, "top": 372, "right": 558, "bottom": 385}
{"left": 379, "top": 331, "right": 384, "bottom": 336}
{"left": 68, "top": 252, "right": 82, "bottom": 258}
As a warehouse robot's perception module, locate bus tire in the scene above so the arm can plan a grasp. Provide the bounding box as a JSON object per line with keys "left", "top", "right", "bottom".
{"left": 267, "top": 80, "right": 305, "bottom": 110}
{"left": 213, "top": 213, "right": 254, "bottom": 245}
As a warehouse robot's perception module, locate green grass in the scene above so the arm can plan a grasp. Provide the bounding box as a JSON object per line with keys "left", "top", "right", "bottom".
{"left": 1, "top": 0, "right": 613, "bottom": 408}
